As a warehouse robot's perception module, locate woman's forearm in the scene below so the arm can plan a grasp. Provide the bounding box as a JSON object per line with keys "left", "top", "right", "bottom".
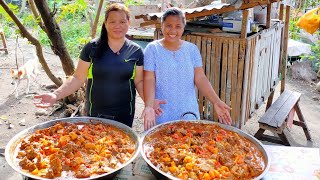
{"left": 143, "top": 71, "right": 156, "bottom": 108}
{"left": 53, "top": 76, "right": 86, "bottom": 100}
{"left": 135, "top": 80, "right": 144, "bottom": 101}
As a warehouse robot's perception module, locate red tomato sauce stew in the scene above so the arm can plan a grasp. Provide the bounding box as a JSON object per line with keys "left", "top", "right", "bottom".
{"left": 15, "top": 122, "right": 136, "bottom": 179}
{"left": 143, "top": 121, "right": 265, "bottom": 180}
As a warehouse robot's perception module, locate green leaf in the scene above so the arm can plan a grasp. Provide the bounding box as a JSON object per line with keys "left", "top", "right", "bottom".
{"left": 77, "top": 0, "right": 87, "bottom": 9}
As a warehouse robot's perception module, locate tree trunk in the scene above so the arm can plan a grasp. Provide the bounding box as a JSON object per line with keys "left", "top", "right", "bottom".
{"left": 34, "top": 0, "right": 75, "bottom": 76}
{"left": 28, "top": 0, "right": 47, "bottom": 34}
{"left": 0, "top": 0, "right": 62, "bottom": 86}
{"left": 91, "top": 0, "right": 104, "bottom": 38}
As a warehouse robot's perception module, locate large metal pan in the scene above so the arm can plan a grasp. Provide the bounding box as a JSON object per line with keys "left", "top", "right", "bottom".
{"left": 5, "top": 117, "right": 141, "bottom": 180}
{"left": 141, "top": 120, "right": 270, "bottom": 180}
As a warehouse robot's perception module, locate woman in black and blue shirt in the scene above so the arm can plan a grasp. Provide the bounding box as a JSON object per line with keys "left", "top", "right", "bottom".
{"left": 34, "top": 3, "right": 158, "bottom": 127}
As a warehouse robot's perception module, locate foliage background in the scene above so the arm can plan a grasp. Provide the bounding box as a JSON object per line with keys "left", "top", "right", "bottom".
{"left": 1, "top": 0, "right": 106, "bottom": 58}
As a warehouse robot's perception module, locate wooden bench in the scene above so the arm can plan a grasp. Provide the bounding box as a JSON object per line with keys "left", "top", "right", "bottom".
{"left": 0, "top": 28, "right": 8, "bottom": 54}
{"left": 254, "top": 90, "right": 312, "bottom": 146}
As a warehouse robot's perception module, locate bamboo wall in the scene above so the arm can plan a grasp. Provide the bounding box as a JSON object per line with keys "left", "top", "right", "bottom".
{"left": 154, "top": 23, "right": 284, "bottom": 128}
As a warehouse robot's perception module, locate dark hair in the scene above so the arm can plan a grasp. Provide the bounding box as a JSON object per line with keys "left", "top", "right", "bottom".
{"left": 95, "top": 3, "right": 130, "bottom": 58}
{"left": 161, "top": 7, "right": 186, "bottom": 26}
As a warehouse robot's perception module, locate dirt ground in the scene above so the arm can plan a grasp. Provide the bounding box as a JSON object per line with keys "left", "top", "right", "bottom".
{"left": 0, "top": 38, "right": 319, "bottom": 179}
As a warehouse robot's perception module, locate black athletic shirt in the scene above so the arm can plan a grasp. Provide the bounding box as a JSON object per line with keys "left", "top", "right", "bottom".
{"left": 79, "top": 39, "right": 143, "bottom": 127}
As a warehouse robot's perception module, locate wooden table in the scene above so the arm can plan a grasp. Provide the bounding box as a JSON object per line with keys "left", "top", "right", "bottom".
{"left": 114, "top": 145, "right": 320, "bottom": 180}
{"left": 262, "top": 145, "right": 320, "bottom": 180}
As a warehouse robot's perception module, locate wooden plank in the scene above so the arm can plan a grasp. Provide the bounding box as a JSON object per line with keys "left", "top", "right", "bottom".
{"left": 261, "top": 91, "right": 301, "bottom": 128}
{"left": 272, "top": 26, "right": 281, "bottom": 86}
{"left": 259, "top": 133, "right": 290, "bottom": 146}
{"left": 226, "top": 40, "right": 233, "bottom": 108}
{"left": 255, "top": 40, "right": 264, "bottom": 109}
{"left": 294, "top": 103, "right": 312, "bottom": 140}
{"left": 155, "top": 23, "right": 161, "bottom": 29}
{"left": 200, "top": 37, "right": 207, "bottom": 119}
{"left": 246, "top": 38, "right": 255, "bottom": 122}
{"left": 201, "top": 37, "right": 208, "bottom": 77}
{"left": 191, "top": 32, "right": 241, "bottom": 38}
{"left": 230, "top": 40, "right": 239, "bottom": 126}
{"left": 235, "top": 40, "right": 246, "bottom": 127}
{"left": 278, "top": 24, "right": 284, "bottom": 76}
{"left": 259, "top": 123, "right": 286, "bottom": 134}
{"left": 196, "top": 36, "right": 204, "bottom": 119}
{"left": 140, "top": 20, "right": 160, "bottom": 27}
{"left": 205, "top": 38, "right": 212, "bottom": 119}
{"left": 263, "top": 29, "right": 274, "bottom": 100}
{"left": 186, "top": 35, "right": 191, "bottom": 42}
{"left": 266, "top": 3, "right": 272, "bottom": 29}
{"left": 281, "top": 6, "right": 290, "bottom": 93}
{"left": 220, "top": 40, "right": 228, "bottom": 103}
{"left": 254, "top": 128, "right": 266, "bottom": 140}
{"left": 134, "top": 15, "right": 145, "bottom": 19}
{"left": 247, "top": 37, "right": 257, "bottom": 118}
{"left": 259, "top": 90, "right": 292, "bottom": 124}
{"left": 240, "top": 10, "right": 249, "bottom": 39}
{"left": 194, "top": 35, "right": 200, "bottom": 47}
{"left": 266, "top": 91, "right": 275, "bottom": 111}
{"left": 279, "top": 4, "right": 284, "bottom": 21}
{"left": 213, "top": 38, "right": 222, "bottom": 121}
{"left": 240, "top": 39, "right": 252, "bottom": 128}
{"left": 269, "top": 28, "right": 278, "bottom": 91}
{"left": 250, "top": 35, "right": 260, "bottom": 112}
{"left": 210, "top": 38, "right": 217, "bottom": 119}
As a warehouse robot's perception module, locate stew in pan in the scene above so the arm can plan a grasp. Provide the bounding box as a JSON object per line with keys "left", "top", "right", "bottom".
{"left": 143, "top": 121, "right": 265, "bottom": 180}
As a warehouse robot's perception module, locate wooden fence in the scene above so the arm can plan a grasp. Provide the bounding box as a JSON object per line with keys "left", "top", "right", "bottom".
{"left": 154, "top": 23, "right": 284, "bottom": 128}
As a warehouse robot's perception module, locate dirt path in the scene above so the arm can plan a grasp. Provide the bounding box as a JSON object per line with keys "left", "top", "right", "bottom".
{"left": 0, "top": 38, "right": 319, "bottom": 179}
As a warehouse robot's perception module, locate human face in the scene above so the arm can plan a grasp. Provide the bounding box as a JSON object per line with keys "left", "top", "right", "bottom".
{"left": 161, "top": 15, "right": 185, "bottom": 43}
{"left": 105, "top": 11, "right": 129, "bottom": 40}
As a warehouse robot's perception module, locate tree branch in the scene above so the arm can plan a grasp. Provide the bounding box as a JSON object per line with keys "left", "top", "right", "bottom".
{"left": 34, "top": 0, "right": 75, "bottom": 76}
{"left": 28, "top": 0, "right": 48, "bottom": 34}
{"left": 91, "top": 0, "right": 104, "bottom": 38}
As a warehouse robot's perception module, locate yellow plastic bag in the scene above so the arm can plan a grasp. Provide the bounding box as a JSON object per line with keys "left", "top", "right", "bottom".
{"left": 297, "top": 7, "right": 320, "bottom": 34}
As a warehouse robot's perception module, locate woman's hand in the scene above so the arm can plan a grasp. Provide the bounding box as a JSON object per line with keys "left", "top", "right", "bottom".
{"left": 34, "top": 93, "right": 58, "bottom": 108}
{"left": 141, "top": 106, "right": 156, "bottom": 131}
{"left": 153, "top": 99, "right": 166, "bottom": 116}
{"left": 213, "top": 100, "right": 232, "bottom": 125}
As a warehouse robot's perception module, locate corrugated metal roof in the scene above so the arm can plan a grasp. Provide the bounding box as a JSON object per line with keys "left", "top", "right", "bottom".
{"left": 136, "top": 0, "right": 294, "bottom": 21}
{"left": 142, "top": 2, "right": 230, "bottom": 19}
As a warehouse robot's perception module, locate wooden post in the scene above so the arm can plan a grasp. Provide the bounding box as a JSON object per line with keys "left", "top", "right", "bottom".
{"left": 266, "top": 3, "right": 272, "bottom": 28}
{"left": 240, "top": 10, "right": 249, "bottom": 39}
{"left": 281, "top": 6, "right": 290, "bottom": 93}
{"left": 279, "top": 4, "right": 284, "bottom": 20}
{"left": 0, "top": 29, "right": 8, "bottom": 54}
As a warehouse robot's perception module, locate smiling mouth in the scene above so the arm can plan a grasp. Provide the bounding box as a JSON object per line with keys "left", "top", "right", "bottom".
{"left": 169, "top": 35, "right": 177, "bottom": 38}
